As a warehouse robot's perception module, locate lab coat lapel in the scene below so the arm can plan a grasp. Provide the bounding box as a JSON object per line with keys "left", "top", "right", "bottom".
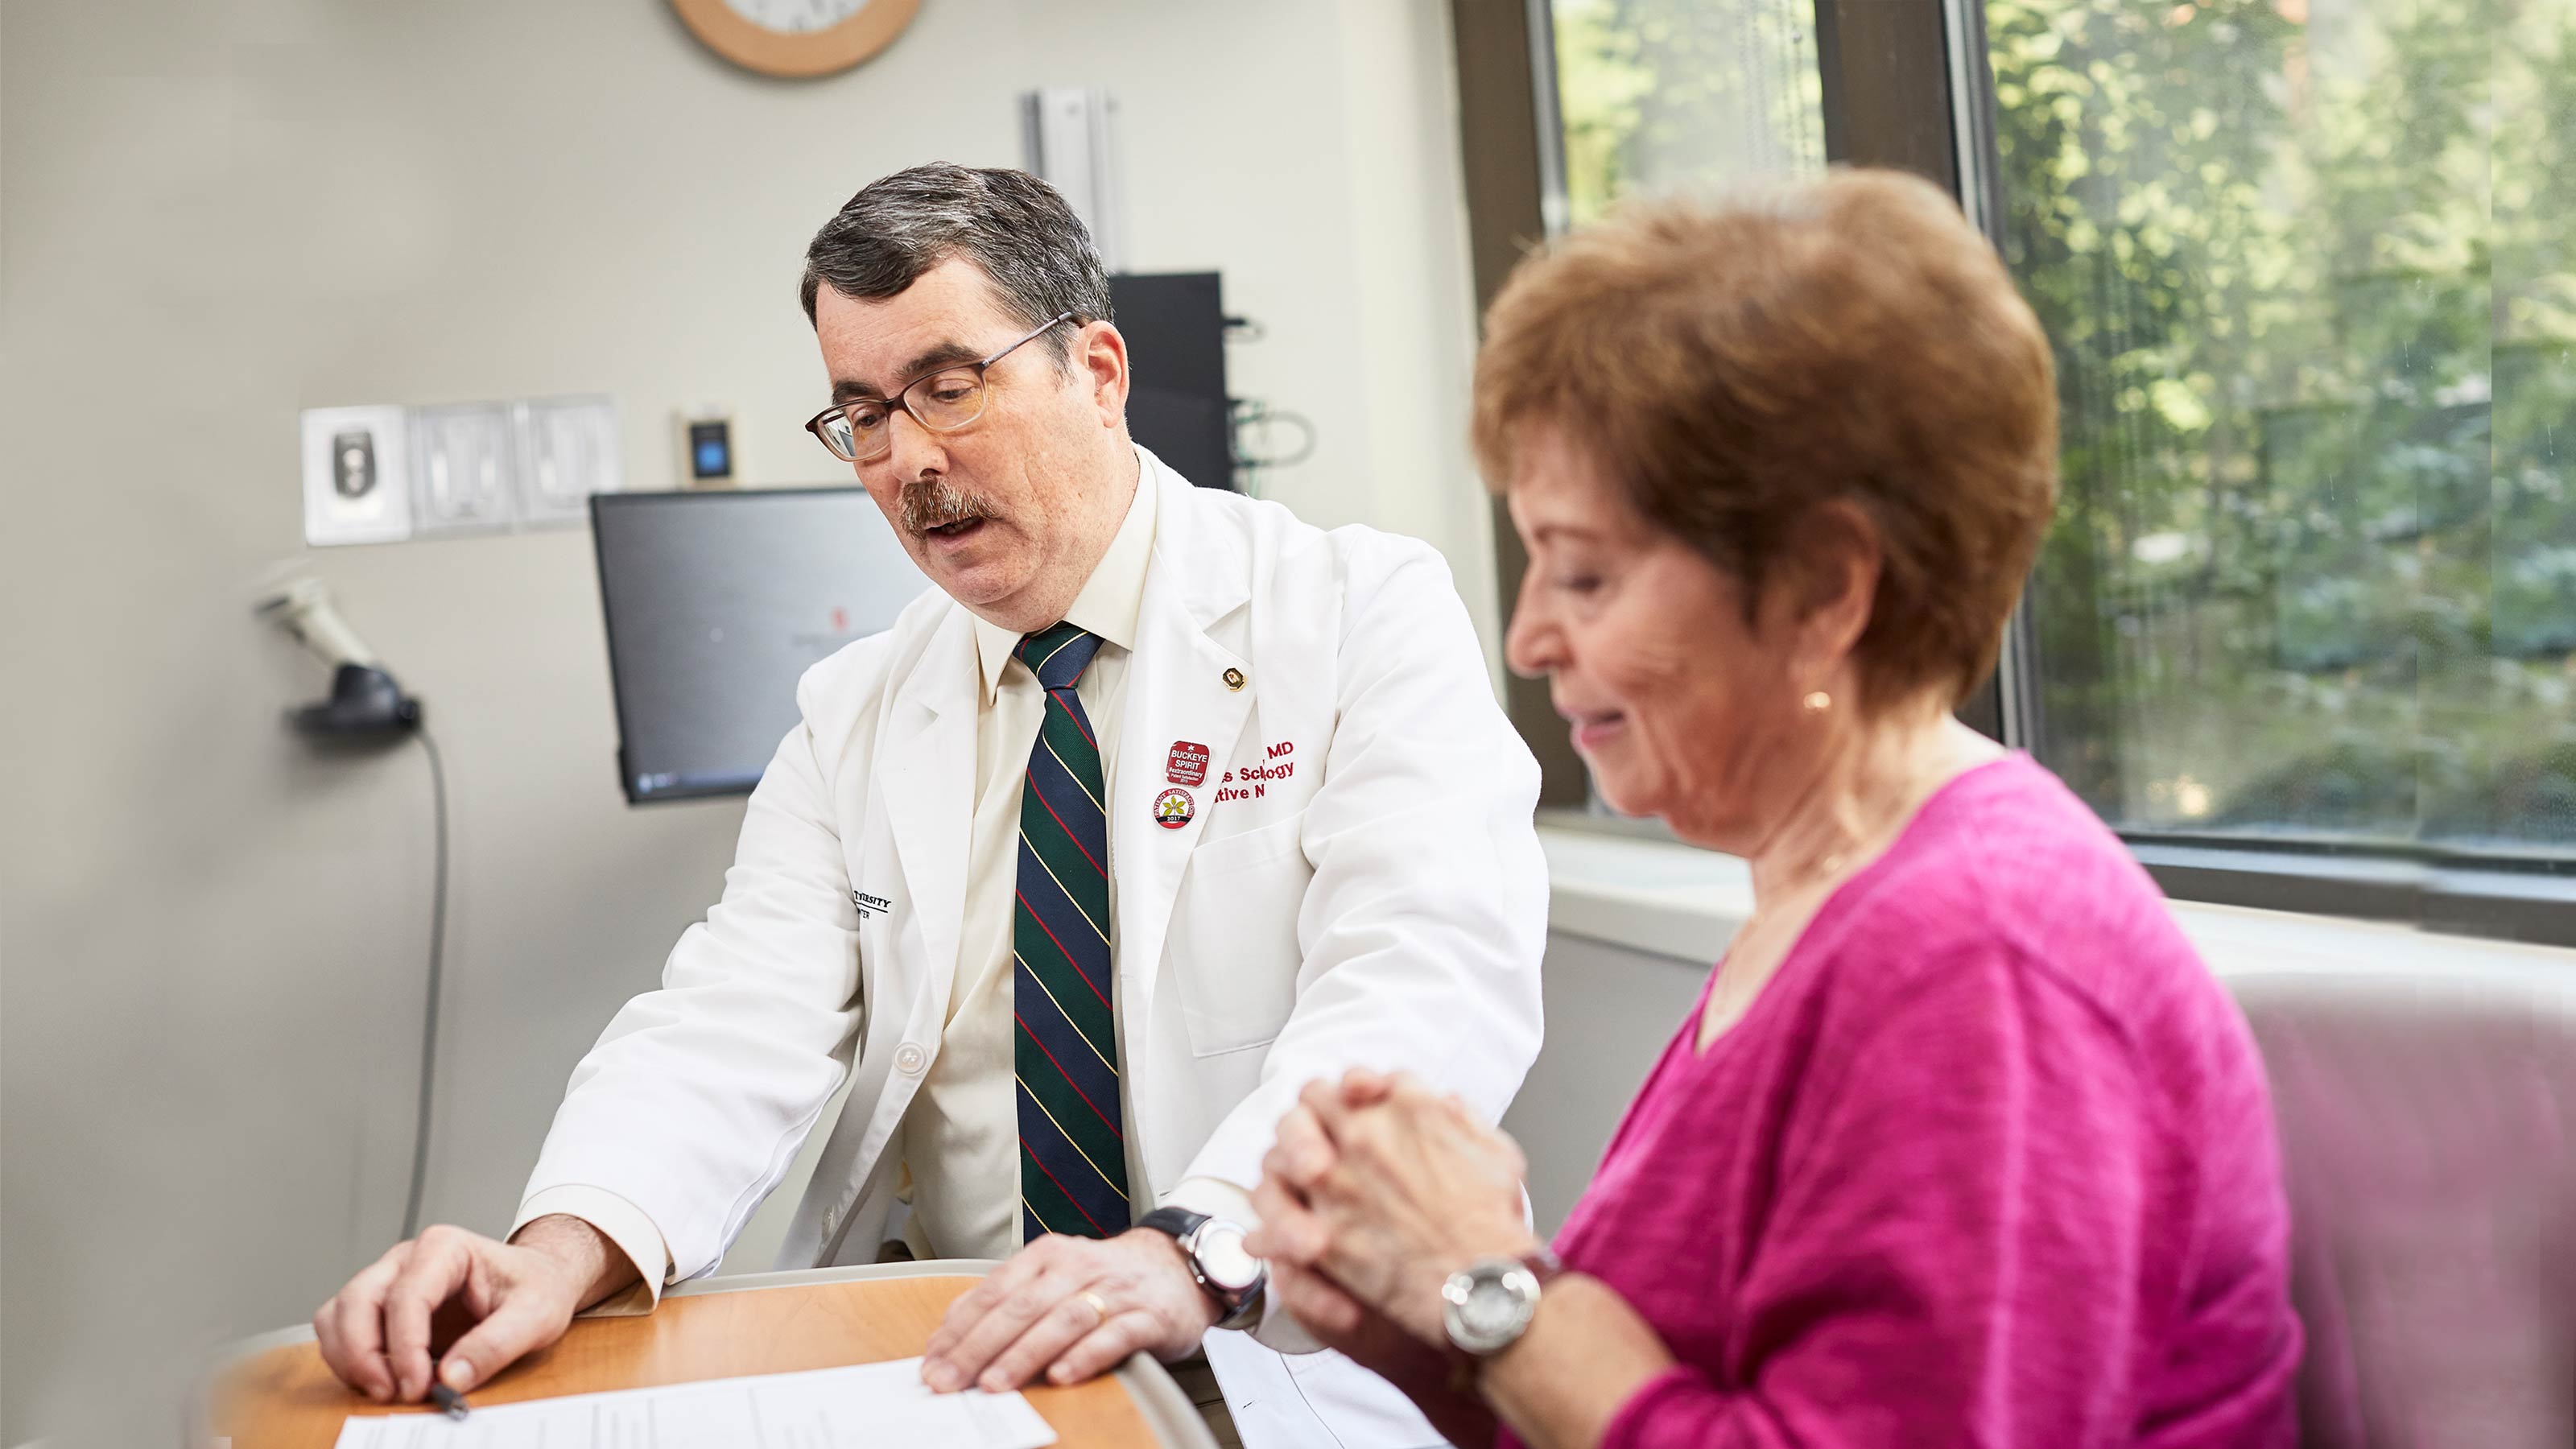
{"left": 1112, "top": 466, "right": 1253, "bottom": 1027}
{"left": 878, "top": 607, "right": 978, "bottom": 1012}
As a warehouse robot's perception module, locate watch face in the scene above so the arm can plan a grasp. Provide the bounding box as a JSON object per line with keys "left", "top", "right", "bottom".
{"left": 1443, "top": 1261, "right": 1540, "bottom": 1355}
{"left": 1459, "top": 1277, "right": 1527, "bottom": 1340}
{"left": 1191, "top": 1222, "right": 1263, "bottom": 1294}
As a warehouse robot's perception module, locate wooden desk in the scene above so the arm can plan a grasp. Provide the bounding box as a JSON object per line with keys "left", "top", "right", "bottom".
{"left": 208, "top": 1262, "right": 1212, "bottom": 1448}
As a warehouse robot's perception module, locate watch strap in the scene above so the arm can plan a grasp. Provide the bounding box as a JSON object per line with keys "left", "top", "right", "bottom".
{"left": 1137, "top": 1206, "right": 1263, "bottom": 1328}
{"left": 1135, "top": 1206, "right": 1211, "bottom": 1241}
{"left": 1212, "top": 1280, "right": 1266, "bottom": 1332}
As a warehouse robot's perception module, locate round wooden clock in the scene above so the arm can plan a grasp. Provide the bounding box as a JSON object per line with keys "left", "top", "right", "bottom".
{"left": 669, "top": 0, "right": 922, "bottom": 79}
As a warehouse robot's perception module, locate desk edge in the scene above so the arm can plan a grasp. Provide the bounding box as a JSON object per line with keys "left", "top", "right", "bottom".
{"left": 203, "top": 1260, "right": 1220, "bottom": 1449}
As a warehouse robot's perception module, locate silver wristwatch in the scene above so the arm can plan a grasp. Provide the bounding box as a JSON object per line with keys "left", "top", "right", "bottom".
{"left": 1137, "top": 1207, "right": 1267, "bottom": 1331}
{"left": 1440, "top": 1248, "right": 1562, "bottom": 1359}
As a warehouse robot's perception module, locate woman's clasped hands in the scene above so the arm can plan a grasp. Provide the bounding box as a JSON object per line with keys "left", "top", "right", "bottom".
{"left": 1246, "top": 1070, "right": 1543, "bottom": 1379}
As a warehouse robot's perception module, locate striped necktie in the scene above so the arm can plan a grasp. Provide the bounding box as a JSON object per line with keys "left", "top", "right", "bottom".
{"left": 1012, "top": 621, "right": 1129, "bottom": 1241}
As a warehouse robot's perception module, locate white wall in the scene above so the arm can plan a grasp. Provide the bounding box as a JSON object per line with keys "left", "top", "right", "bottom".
{"left": 1501, "top": 934, "right": 1714, "bottom": 1236}
{"left": 0, "top": 2, "right": 1495, "bottom": 1440}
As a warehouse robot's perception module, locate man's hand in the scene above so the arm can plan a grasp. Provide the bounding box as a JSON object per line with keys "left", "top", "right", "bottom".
{"left": 312, "top": 1216, "right": 634, "bottom": 1402}
{"left": 922, "top": 1229, "right": 1220, "bottom": 1393}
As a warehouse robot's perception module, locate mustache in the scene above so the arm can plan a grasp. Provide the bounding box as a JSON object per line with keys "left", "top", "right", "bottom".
{"left": 897, "top": 477, "right": 997, "bottom": 535}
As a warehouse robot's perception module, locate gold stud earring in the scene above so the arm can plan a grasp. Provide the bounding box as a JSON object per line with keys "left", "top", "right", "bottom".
{"left": 1802, "top": 690, "right": 1831, "bottom": 714}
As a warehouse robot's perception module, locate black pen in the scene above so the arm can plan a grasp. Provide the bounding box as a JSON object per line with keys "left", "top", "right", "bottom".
{"left": 430, "top": 1382, "right": 470, "bottom": 1420}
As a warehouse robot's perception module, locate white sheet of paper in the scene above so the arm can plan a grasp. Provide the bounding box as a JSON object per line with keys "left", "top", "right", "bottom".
{"left": 327, "top": 1356, "right": 1059, "bottom": 1449}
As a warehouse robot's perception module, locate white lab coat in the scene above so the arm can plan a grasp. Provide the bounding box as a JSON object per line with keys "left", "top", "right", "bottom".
{"left": 522, "top": 450, "right": 1548, "bottom": 1448}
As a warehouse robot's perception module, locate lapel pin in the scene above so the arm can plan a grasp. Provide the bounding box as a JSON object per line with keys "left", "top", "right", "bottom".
{"left": 1166, "top": 741, "right": 1210, "bottom": 786}
{"left": 1154, "top": 786, "right": 1196, "bottom": 829}
{"left": 1222, "top": 667, "right": 1246, "bottom": 691}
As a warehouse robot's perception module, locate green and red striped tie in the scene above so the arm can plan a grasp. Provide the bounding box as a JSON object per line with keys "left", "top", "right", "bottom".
{"left": 1011, "top": 622, "right": 1129, "bottom": 1241}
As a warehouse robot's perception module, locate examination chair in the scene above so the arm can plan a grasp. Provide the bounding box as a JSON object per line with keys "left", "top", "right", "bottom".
{"left": 2227, "top": 956, "right": 2576, "bottom": 1448}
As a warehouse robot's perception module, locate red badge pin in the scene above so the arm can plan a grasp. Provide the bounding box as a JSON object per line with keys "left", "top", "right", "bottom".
{"left": 1166, "top": 740, "right": 1210, "bottom": 787}
{"left": 1153, "top": 787, "right": 1196, "bottom": 830}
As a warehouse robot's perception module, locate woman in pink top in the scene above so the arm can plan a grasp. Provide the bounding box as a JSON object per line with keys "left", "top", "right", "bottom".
{"left": 1245, "top": 171, "right": 2301, "bottom": 1448}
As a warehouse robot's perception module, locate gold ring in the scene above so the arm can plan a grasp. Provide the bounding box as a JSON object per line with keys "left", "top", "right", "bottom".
{"left": 1078, "top": 1289, "right": 1111, "bottom": 1321}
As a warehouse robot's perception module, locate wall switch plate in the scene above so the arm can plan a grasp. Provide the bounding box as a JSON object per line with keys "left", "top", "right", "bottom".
{"left": 518, "top": 395, "right": 622, "bottom": 524}
{"left": 409, "top": 402, "right": 520, "bottom": 535}
{"left": 300, "top": 404, "right": 413, "bottom": 547}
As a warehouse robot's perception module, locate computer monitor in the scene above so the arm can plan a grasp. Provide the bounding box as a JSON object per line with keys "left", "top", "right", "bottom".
{"left": 1112, "top": 271, "right": 1235, "bottom": 490}
{"left": 591, "top": 487, "right": 928, "bottom": 804}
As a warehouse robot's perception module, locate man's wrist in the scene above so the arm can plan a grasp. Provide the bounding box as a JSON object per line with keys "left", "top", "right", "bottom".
{"left": 1133, "top": 1212, "right": 1270, "bottom": 1331}
{"left": 510, "top": 1214, "right": 637, "bottom": 1307}
{"left": 1124, "top": 1224, "right": 1191, "bottom": 1272}
{"left": 1122, "top": 1228, "right": 1224, "bottom": 1329}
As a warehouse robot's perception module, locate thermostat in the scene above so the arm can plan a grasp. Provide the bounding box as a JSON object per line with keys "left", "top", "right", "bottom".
{"left": 677, "top": 407, "right": 738, "bottom": 487}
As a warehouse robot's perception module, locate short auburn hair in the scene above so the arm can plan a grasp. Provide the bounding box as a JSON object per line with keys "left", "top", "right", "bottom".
{"left": 1472, "top": 168, "right": 2058, "bottom": 712}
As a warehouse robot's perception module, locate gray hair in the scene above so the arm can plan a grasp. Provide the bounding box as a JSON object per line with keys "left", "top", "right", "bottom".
{"left": 799, "top": 163, "right": 1113, "bottom": 369}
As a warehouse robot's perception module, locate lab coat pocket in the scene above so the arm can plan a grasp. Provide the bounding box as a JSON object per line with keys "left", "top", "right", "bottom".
{"left": 1171, "top": 810, "right": 1310, "bottom": 1057}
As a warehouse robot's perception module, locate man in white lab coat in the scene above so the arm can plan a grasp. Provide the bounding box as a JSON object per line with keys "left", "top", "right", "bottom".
{"left": 313, "top": 163, "right": 1546, "bottom": 1448}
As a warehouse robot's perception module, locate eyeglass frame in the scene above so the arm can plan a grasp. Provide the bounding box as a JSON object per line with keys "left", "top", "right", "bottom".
{"left": 802, "top": 310, "right": 1080, "bottom": 464}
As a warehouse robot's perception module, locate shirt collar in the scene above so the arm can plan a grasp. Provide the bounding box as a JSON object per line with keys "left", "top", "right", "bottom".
{"left": 971, "top": 456, "right": 1158, "bottom": 707}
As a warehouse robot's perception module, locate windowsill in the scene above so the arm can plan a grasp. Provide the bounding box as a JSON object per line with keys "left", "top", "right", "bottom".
{"left": 1538, "top": 824, "right": 2576, "bottom": 985}
{"left": 1538, "top": 826, "right": 1757, "bottom": 964}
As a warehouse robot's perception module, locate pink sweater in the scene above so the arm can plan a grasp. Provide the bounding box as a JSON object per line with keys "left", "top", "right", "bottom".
{"left": 1525, "top": 756, "right": 2301, "bottom": 1449}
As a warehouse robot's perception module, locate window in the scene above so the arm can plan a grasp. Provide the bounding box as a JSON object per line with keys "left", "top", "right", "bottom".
{"left": 1990, "top": 0, "right": 2574, "bottom": 861}
{"left": 1543, "top": 0, "right": 1827, "bottom": 231}
{"left": 1455, "top": 0, "right": 2574, "bottom": 938}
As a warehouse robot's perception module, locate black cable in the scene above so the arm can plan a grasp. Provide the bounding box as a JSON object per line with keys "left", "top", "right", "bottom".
{"left": 1232, "top": 403, "right": 1319, "bottom": 469}
{"left": 402, "top": 725, "right": 450, "bottom": 1241}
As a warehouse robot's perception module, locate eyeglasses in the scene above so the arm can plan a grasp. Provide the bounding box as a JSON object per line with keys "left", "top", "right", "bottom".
{"left": 803, "top": 311, "right": 1076, "bottom": 464}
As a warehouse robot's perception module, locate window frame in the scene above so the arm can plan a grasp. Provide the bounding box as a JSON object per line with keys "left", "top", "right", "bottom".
{"left": 1447, "top": 0, "right": 2576, "bottom": 948}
